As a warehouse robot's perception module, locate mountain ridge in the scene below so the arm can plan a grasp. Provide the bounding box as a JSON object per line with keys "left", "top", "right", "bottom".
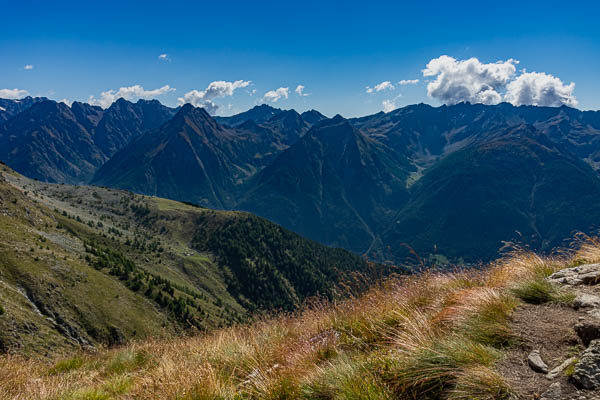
{"left": 4, "top": 97, "right": 600, "bottom": 263}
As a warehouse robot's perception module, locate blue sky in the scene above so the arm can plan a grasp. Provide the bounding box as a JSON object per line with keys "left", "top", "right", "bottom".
{"left": 1, "top": 0, "right": 599, "bottom": 117}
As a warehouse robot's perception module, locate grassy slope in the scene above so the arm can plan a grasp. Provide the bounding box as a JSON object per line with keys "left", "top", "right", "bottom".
{"left": 3, "top": 234, "right": 597, "bottom": 399}
{"left": 0, "top": 171, "right": 172, "bottom": 357}
{"left": 0, "top": 165, "right": 370, "bottom": 357}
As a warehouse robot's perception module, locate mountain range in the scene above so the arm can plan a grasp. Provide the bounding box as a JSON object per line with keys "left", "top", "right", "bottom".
{"left": 2, "top": 97, "right": 600, "bottom": 263}
{"left": 0, "top": 98, "right": 176, "bottom": 184}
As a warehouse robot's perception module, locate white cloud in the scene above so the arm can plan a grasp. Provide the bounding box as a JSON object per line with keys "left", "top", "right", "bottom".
{"left": 295, "top": 85, "right": 309, "bottom": 96}
{"left": 24, "top": 64, "right": 34, "bottom": 70}
{"left": 177, "top": 80, "right": 251, "bottom": 114}
{"left": 366, "top": 81, "right": 395, "bottom": 94}
{"left": 203, "top": 80, "right": 251, "bottom": 99}
{"left": 0, "top": 88, "right": 29, "bottom": 99}
{"left": 382, "top": 99, "right": 397, "bottom": 113}
{"left": 88, "top": 84, "right": 175, "bottom": 108}
{"left": 398, "top": 79, "right": 419, "bottom": 85}
{"left": 158, "top": 54, "right": 170, "bottom": 61}
{"left": 262, "top": 87, "right": 289, "bottom": 103}
{"left": 422, "top": 55, "right": 578, "bottom": 107}
{"left": 59, "top": 98, "right": 73, "bottom": 107}
{"left": 504, "top": 71, "right": 577, "bottom": 107}
{"left": 382, "top": 94, "right": 403, "bottom": 113}
{"left": 423, "top": 55, "right": 518, "bottom": 105}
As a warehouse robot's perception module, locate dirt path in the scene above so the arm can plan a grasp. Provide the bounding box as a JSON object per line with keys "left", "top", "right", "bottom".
{"left": 498, "top": 265, "right": 600, "bottom": 399}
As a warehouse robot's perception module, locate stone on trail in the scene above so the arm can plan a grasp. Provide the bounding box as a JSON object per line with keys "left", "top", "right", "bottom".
{"left": 528, "top": 349, "right": 549, "bottom": 374}
{"left": 540, "top": 382, "right": 562, "bottom": 400}
{"left": 575, "top": 319, "right": 600, "bottom": 346}
{"left": 546, "top": 357, "right": 578, "bottom": 380}
{"left": 572, "top": 339, "right": 600, "bottom": 390}
{"left": 573, "top": 293, "right": 600, "bottom": 309}
{"left": 548, "top": 264, "right": 600, "bottom": 286}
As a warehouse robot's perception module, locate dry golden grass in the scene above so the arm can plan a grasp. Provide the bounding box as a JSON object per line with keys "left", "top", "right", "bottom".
{"left": 0, "top": 238, "right": 594, "bottom": 399}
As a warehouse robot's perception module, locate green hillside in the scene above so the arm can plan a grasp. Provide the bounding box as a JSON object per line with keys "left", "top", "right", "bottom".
{"left": 0, "top": 163, "right": 370, "bottom": 356}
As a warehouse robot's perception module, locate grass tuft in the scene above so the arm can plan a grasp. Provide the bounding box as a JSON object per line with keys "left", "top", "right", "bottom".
{"left": 48, "top": 356, "right": 85, "bottom": 375}
{"left": 511, "top": 278, "right": 574, "bottom": 305}
{"left": 301, "top": 354, "right": 390, "bottom": 400}
{"left": 447, "top": 367, "right": 514, "bottom": 400}
{"left": 104, "top": 349, "right": 151, "bottom": 376}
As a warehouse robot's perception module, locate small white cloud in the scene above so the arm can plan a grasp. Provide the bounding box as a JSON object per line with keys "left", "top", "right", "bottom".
{"left": 24, "top": 64, "right": 34, "bottom": 70}
{"left": 366, "top": 81, "right": 395, "bottom": 94}
{"left": 382, "top": 94, "right": 403, "bottom": 113}
{"left": 382, "top": 99, "right": 396, "bottom": 113}
{"left": 89, "top": 84, "right": 175, "bottom": 108}
{"left": 59, "top": 98, "right": 73, "bottom": 107}
{"left": 398, "top": 79, "right": 419, "bottom": 85}
{"left": 0, "top": 88, "right": 29, "bottom": 99}
{"left": 177, "top": 80, "right": 251, "bottom": 114}
{"left": 505, "top": 71, "right": 577, "bottom": 107}
{"left": 262, "top": 87, "right": 289, "bottom": 103}
{"left": 423, "top": 55, "right": 518, "bottom": 105}
{"left": 158, "top": 54, "right": 170, "bottom": 61}
{"left": 295, "top": 85, "right": 309, "bottom": 97}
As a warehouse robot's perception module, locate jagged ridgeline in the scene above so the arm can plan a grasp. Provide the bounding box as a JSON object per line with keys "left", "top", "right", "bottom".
{"left": 4, "top": 98, "right": 600, "bottom": 265}
{"left": 0, "top": 164, "right": 375, "bottom": 355}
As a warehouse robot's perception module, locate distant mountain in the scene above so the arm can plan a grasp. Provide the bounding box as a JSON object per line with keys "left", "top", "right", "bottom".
{"left": 383, "top": 125, "right": 600, "bottom": 263}
{"left": 301, "top": 109, "right": 328, "bottom": 125}
{"left": 93, "top": 98, "right": 177, "bottom": 155}
{"left": 0, "top": 101, "right": 103, "bottom": 183}
{"left": 92, "top": 104, "right": 275, "bottom": 208}
{"left": 0, "top": 98, "right": 176, "bottom": 183}
{"left": 351, "top": 102, "right": 600, "bottom": 169}
{"left": 238, "top": 116, "right": 414, "bottom": 253}
{"left": 215, "top": 104, "right": 282, "bottom": 127}
{"left": 0, "top": 96, "right": 49, "bottom": 124}
{"left": 259, "top": 109, "right": 312, "bottom": 145}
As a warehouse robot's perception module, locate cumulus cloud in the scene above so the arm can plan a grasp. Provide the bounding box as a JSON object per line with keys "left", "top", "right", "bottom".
{"left": 24, "top": 64, "right": 34, "bottom": 70}
{"left": 0, "top": 88, "right": 29, "bottom": 99}
{"left": 422, "top": 55, "right": 578, "bottom": 107}
{"left": 504, "top": 71, "right": 577, "bottom": 107}
{"left": 398, "top": 79, "right": 419, "bottom": 85}
{"left": 59, "top": 98, "right": 73, "bottom": 107}
{"left": 158, "top": 54, "right": 170, "bottom": 61}
{"left": 177, "top": 80, "right": 251, "bottom": 114}
{"left": 295, "top": 85, "right": 309, "bottom": 96}
{"left": 423, "top": 55, "right": 518, "bottom": 105}
{"left": 366, "top": 81, "right": 395, "bottom": 94}
{"left": 89, "top": 84, "right": 175, "bottom": 108}
{"left": 262, "top": 87, "right": 289, "bottom": 103}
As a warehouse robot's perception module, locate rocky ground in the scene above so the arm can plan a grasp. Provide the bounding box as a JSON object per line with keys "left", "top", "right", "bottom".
{"left": 499, "top": 263, "right": 600, "bottom": 399}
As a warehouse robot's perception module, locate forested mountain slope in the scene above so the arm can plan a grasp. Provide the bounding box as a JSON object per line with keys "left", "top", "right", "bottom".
{"left": 0, "top": 164, "right": 370, "bottom": 355}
